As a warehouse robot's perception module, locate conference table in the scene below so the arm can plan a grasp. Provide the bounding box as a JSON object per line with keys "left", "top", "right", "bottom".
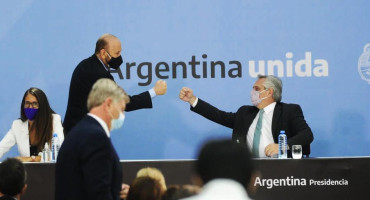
{"left": 22, "top": 157, "right": 370, "bottom": 200}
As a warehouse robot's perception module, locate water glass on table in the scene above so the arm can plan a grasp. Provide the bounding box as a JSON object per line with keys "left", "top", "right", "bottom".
{"left": 292, "top": 145, "right": 302, "bottom": 159}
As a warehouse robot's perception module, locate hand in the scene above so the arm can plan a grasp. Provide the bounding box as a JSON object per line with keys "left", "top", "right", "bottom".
{"left": 32, "top": 156, "right": 41, "bottom": 162}
{"left": 16, "top": 156, "right": 41, "bottom": 162}
{"left": 264, "top": 144, "right": 279, "bottom": 157}
{"left": 153, "top": 80, "right": 167, "bottom": 95}
{"left": 120, "top": 183, "right": 130, "bottom": 200}
{"left": 179, "top": 87, "right": 196, "bottom": 105}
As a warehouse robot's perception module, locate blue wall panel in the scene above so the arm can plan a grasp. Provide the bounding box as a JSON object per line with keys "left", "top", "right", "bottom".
{"left": 0, "top": 0, "right": 369, "bottom": 160}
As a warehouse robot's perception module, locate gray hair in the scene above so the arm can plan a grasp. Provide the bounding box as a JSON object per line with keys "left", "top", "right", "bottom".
{"left": 87, "top": 78, "right": 130, "bottom": 111}
{"left": 258, "top": 75, "right": 282, "bottom": 102}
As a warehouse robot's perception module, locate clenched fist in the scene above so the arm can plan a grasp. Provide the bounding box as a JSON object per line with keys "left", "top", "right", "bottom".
{"left": 153, "top": 80, "right": 167, "bottom": 95}
{"left": 179, "top": 87, "right": 197, "bottom": 105}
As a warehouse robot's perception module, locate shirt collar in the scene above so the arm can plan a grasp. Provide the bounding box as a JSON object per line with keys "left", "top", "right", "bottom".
{"left": 97, "top": 55, "right": 110, "bottom": 72}
{"left": 0, "top": 195, "right": 17, "bottom": 200}
{"left": 261, "top": 102, "right": 276, "bottom": 114}
{"left": 87, "top": 113, "right": 110, "bottom": 138}
{"left": 200, "top": 179, "right": 252, "bottom": 200}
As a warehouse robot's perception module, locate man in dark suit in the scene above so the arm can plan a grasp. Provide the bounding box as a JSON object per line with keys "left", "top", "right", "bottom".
{"left": 0, "top": 158, "right": 27, "bottom": 200}
{"left": 179, "top": 75, "right": 313, "bottom": 158}
{"left": 56, "top": 78, "right": 130, "bottom": 200}
{"left": 63, "top": 33, "right": 167, "bottom": 134}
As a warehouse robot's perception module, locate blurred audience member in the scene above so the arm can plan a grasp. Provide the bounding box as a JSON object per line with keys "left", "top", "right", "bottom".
{"left": 127, "top": 177, "right": 162, "bottom": 200}
{"left": 181, "top": 139, "right": 257, "bottom": 200}
{"left": 0, "top": 158, "right": 27, "bottom": 200}
{"left": 0, "top": 88, "right": 64, "bottom": 162}
{"left": 162, "top": 185, "right": 200, "bottom": 200}
{"left": 137, "top": 167, "right": 167, "bottom": 192}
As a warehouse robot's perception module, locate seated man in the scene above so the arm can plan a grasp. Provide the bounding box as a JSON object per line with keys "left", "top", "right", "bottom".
{"left": 179, "top": 75, "right": 313, "bottom": 158}
{"left": 0, "top": 158, "right": 27, "bottom": 200}
{"left": 181, "top": 139, "right": 257, "bottom": 200}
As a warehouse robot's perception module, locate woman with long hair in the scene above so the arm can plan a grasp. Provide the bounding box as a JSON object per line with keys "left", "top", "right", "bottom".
{"left": 0, "top": 87, "right": 64, "bottom": 162}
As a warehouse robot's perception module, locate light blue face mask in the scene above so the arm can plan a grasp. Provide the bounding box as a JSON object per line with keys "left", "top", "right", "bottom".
{"left": 111, "top": 112, "right": 125, "bottom": 131}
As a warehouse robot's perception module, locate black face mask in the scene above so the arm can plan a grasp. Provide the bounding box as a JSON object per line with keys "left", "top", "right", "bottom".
{"left": 106, "top": 51, "right": 123, "bottom": 69}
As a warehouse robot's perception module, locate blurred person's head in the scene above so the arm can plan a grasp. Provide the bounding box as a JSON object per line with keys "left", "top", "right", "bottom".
{"left": 127, "top": 177, "right": 162, "bottom": 200}
{"left": 0, "top": 158, "right": 27, "bottom": 199}
{"left": 137, "top": 167, "right": 167, "bottom": 192}
{"left": 194, "top": 139, "right": 256, "bottom": 193}
{"left": 20, "top": 87, "right": 55, "bottom": 152}
{"left": 161, "top": 185, "right": 200, "bottom": 200}
{"left": 87, "top": 78, "right": 130, "bottom": 131}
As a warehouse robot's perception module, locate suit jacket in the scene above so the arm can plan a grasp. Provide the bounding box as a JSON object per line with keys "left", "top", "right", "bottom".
{"left": 0, "top": 114, "right": 64, "bottom": 158}
{"left": 191, "top": 99, "right": 314, "bottom": 156}
{"left": 55, "top": 115, "right": 122, "bottom": 200}
{"left": 63, "top": 54, "right": 152, "bottom": 134}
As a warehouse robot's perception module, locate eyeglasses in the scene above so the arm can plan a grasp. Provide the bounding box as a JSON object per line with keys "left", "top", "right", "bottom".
{"left": 24, "top": 101, "right": 39, "bottom": 108}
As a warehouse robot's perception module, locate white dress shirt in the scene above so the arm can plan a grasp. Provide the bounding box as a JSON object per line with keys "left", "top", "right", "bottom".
{"left": 247, "top": 102, "right": 276, "bottom": 158}
{"left": 181, "top": 179, "right": 253, "bottom": 200}
{"left": 192, "top": 98, "right": 276, "bottom": 158}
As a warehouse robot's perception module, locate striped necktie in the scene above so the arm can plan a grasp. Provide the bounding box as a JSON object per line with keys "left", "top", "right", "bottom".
{"left": 252, "top": 109, "right": 264, "bottom": 157}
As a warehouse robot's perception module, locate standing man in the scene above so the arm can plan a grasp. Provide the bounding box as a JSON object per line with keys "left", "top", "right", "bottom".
{"left": 56, "top": 78, "right": 129, "bottom": 200}
{"left": 63, "top": 33, "right": 167, "bottom": 134}
{"left": 179, "top": 75, "right": 313, "bottom": 158}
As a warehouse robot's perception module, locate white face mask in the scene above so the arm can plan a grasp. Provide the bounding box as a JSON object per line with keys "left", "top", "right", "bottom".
{"left": 250, "top": 89, "right": 268, "bottom": 106}
{"left": 111, "top": 111, "right": 125, "bottom": 131}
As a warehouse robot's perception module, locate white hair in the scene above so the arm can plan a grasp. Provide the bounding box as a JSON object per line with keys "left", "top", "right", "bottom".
{"left": 87, "top": 78, "right": 129, "bottom": 111}
{"left": 258, "top": 75, "right": 283, "bottom": 102}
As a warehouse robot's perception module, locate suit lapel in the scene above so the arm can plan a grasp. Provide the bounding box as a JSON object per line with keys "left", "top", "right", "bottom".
{"left": 247, "top": 108, "right": 259, "bottom": 130}
{"left": 237, "top": 107, "right": 258, "bottom": 143}
{"left": 272, "top": 103, "right": 282, "bottom": 140}
{"left": 20, "top": 120, "right": 31, "bottom": 156}
{"left": 93, "top": 55, "right": 114, "bottom": 81}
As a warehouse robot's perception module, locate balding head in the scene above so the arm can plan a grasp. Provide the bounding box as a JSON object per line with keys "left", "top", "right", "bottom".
{"left": 95, "top": 34, "right": 121, "bottom": 54}
{"left": 95, "top": 34, "right": 122, "bottom": 67}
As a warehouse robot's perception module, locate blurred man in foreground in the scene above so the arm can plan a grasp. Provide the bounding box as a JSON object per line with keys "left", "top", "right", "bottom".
{"left": 0, "top": 158, "right": 27, "bottom": 200}
{"left": 56, "top": 78, "right": 130, "bottom": 200}
{"left": 181, "top": 139, "right": 257, "bottom": 200}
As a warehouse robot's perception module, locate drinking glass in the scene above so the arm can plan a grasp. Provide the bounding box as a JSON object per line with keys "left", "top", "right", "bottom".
{"left": 292, "top": 145, "right": 302, "bottom": 159}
